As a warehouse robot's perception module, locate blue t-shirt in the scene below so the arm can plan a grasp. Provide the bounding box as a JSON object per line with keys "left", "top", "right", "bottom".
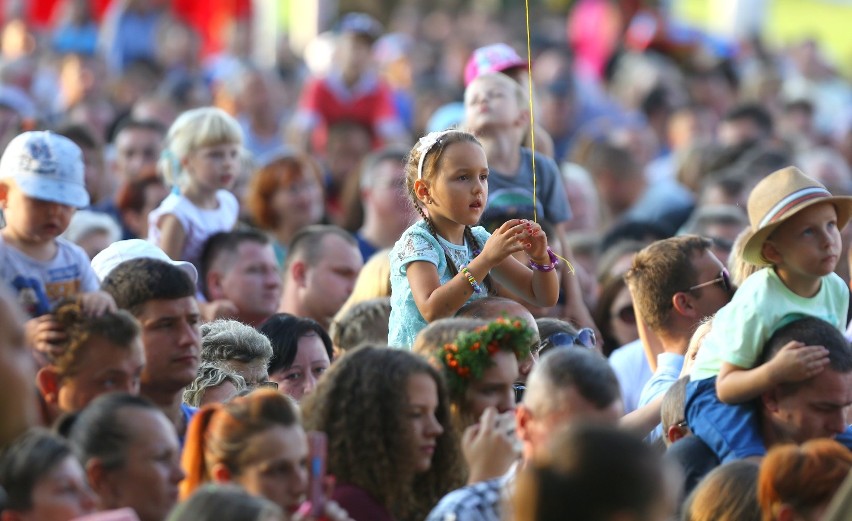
{"left": 388, "top": 220, "right": 490, "bottom": 349}
{"left": 482, "top": 148, "right": 571, "bottom": 226}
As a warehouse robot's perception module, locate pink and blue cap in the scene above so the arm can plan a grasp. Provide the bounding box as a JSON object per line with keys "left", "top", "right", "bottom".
{"left": 464, "top": 43, "right": 528, "bottom": 86}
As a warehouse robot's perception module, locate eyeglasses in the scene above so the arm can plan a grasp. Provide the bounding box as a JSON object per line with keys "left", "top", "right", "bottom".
{"left": 541, "top": 328, "right": 597, "bottom": 350}
{"left": 686, "top": 268, "right": 732, "bottom": 294}
{"left": 614, "top": 305, "right": 635, "bottom": 325}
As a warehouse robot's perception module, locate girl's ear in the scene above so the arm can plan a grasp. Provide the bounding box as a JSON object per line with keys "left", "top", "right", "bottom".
{"left": 413, "top": 179, "right": 431, "bottom": 205}
{"left": 0, "top": 181, "right": 9, "bottom": 206}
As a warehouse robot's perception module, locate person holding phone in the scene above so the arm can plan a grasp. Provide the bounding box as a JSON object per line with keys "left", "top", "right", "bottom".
{"left": 301, "top": 346, "right": 462, "bottom": 521}
{"left": 180, "top": 388, "right": 352, "bottom": 521}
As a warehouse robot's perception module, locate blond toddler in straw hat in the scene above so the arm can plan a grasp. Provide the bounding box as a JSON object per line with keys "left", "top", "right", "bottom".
{"left": 686, "top": 166, "right": 852, "bottom": 462}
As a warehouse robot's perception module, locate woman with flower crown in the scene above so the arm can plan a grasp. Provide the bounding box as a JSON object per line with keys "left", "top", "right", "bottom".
{"left": 415, "top": 316, "right": 533, "bottom": 483}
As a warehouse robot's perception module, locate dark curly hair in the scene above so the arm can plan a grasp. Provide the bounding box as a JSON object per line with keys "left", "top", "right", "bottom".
{"left": 301, "top": 346, "right": 463, "bottom": 521}
{"left": 50, "top": 300, "right": 141, "bottom": 375}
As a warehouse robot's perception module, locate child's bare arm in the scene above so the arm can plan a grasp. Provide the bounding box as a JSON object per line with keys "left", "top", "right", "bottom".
{"left": 156, "top": 214, "right": 187, "bottom": 261}
{"left": 716, "top": 341, "right": 829, "bottom": 403}
{"left": 409, "top": 220, "right": 528, "bottom": 321}
{"left": 78, "top": 291, "right": 117, "bottom": 317}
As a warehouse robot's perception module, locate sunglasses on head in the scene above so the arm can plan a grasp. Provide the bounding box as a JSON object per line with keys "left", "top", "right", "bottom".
{"left": 541, "top": 328, "right": 597, "bottom": 350}
{"left": 686, "top": 268, "right": 732, "bottom": 294}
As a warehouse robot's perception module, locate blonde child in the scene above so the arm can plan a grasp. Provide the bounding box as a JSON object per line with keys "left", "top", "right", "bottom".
{"left": 388, "top": 129, "right": 559, "bottom": 348}
{"left": 148, "top": 107, "right": 243, "bottom": 269}
{"left": 687, "top": 166, "right": 852, "bottom": 462}
{"left": 0, "top": 131, "right": 115, "bottom": 358}
{"left": 463, "top": 72, "right": 595, "bottom": 335}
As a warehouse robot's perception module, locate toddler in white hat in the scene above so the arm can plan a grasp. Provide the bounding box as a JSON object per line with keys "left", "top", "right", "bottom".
{"left": 0, "top": 131, "right": 115, "bottom": 347}
{"left": 686, "top": 166, "right": 852, "bottom": 462}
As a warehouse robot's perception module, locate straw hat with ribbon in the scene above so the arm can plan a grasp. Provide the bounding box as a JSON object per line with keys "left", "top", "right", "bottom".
{"left": 742, "top": 166, "right": 852, "bottom": 266}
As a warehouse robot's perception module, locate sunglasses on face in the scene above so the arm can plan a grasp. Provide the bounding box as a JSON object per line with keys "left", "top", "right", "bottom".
{"left": 541, "top": 328, "right": 597, "bottom": 350}
{"left": 686, "top": 268, "right": 733, "bottom": 294}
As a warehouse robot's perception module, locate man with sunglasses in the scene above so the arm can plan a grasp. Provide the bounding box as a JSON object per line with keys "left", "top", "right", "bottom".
{"left": 668, "top": 317, "right": 852, "bottom": 497}
{"left": 684, "top": 167, "right": 852, "bottom": 463}
{"left": 624, "top": 236, "right": 733, "bottom": 430}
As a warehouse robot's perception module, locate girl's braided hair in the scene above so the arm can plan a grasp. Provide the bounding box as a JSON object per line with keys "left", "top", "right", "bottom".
{"left": 404, "top": 130, "right": 493, "bottom": 293}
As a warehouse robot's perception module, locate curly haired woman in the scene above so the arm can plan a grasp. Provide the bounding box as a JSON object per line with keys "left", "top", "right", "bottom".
{"left": 301, "top": 346, "right": 463, "bottom": 521}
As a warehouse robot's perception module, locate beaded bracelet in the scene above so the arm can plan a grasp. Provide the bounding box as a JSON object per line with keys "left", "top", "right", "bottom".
{"left": 528, "top": 247, "right": 560, "bottom": 272}
{"left": 460, "top": 266, "right": 483, "bottom": 293}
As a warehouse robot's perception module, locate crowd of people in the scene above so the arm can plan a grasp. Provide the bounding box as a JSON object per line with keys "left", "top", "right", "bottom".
{"left": 3, "top": 0, "right": 852, "bottom": 520}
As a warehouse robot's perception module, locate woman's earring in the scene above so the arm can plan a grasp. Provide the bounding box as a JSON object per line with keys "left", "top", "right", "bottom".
{"left": 427, "top": 198, "right": 434, "bottom": 204}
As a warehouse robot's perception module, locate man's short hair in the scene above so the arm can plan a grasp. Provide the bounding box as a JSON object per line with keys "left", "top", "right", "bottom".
{"left": 661, "top": 376, "right": 690, "bottom": 442}
{"left": 101, "top": 258, "right": 196, "bottom": 316}
{"left": 761, "top": 317, "right": 852, "bottom": 394}
{"left": 200, "top": 319, "right": 273, "bottom": 365}
{"left": 329, "top": 297, "right": 392, "bottom": 353}
{"left": 359, "top": 147, "right": 407, "bottom": 190}
{"left": 457, "top": 296, "right": 523, "bottom": 319}
{"left": 625, "top": 235, "right": 712, "bottom": 331}
{"left": 523, "top": 348, "right": 621, "bottom": 416}
{"left": 722, "top": 103, "right": 773, "bottom": 138}
{"left": 56, "top": 123, "right": 100, "bottom": 150}
{"left": 113, "top": 117, "right": 166, "bottom": 140}
{"left": 284, "top": 225, "right": 357, "bottom": 273}
{"left": 199, "top": 230, "right": 270, "bottom": 298}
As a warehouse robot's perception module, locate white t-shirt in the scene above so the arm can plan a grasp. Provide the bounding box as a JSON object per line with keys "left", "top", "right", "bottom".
{"left": 147, "top": 189, "right": 239, "bottom": 268}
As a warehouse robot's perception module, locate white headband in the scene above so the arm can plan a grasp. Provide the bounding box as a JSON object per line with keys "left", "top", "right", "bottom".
{"left": 416, "top": 130, "right": 455, "bottom": 179}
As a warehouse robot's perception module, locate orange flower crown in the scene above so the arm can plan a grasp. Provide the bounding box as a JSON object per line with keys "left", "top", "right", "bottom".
{"left": 434, "top": 316, "right": 533, "bottom": 396}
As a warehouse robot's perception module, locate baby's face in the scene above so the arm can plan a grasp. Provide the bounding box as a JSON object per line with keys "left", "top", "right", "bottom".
{"left": 1, "top": 182, "right": 75, "bottom": 244}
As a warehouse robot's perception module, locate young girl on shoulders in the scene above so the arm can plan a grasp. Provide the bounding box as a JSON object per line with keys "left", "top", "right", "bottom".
{"left": 149, "top": 107, "right": 243, "bottom": 268}
{"left": 388, "top": 130, "right": 559, "bottom": 348}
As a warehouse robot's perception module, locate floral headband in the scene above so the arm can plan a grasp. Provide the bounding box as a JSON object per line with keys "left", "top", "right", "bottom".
{"left": 434, "top": 316, "right": 533, "bottom": 396}
{"left": 416, "top": 130, "right": 455, "bottom": 179}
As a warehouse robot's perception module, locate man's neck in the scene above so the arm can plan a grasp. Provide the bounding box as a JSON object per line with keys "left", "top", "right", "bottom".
{"left": 141, "top": 385, "right": 187, "bottom": 437}
{"left": 656, "top": 327, "right": 691, "bottom": 357}
{"left": 359, "top": 213, "right": 400, "bottom": 250}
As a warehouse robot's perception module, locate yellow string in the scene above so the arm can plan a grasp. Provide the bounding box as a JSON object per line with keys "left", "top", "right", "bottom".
{"left": 523, "top": 0, "right": 574, "bottom": 274}
{"left": 524, "top": 0, "right": 537, "bottom": 224}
